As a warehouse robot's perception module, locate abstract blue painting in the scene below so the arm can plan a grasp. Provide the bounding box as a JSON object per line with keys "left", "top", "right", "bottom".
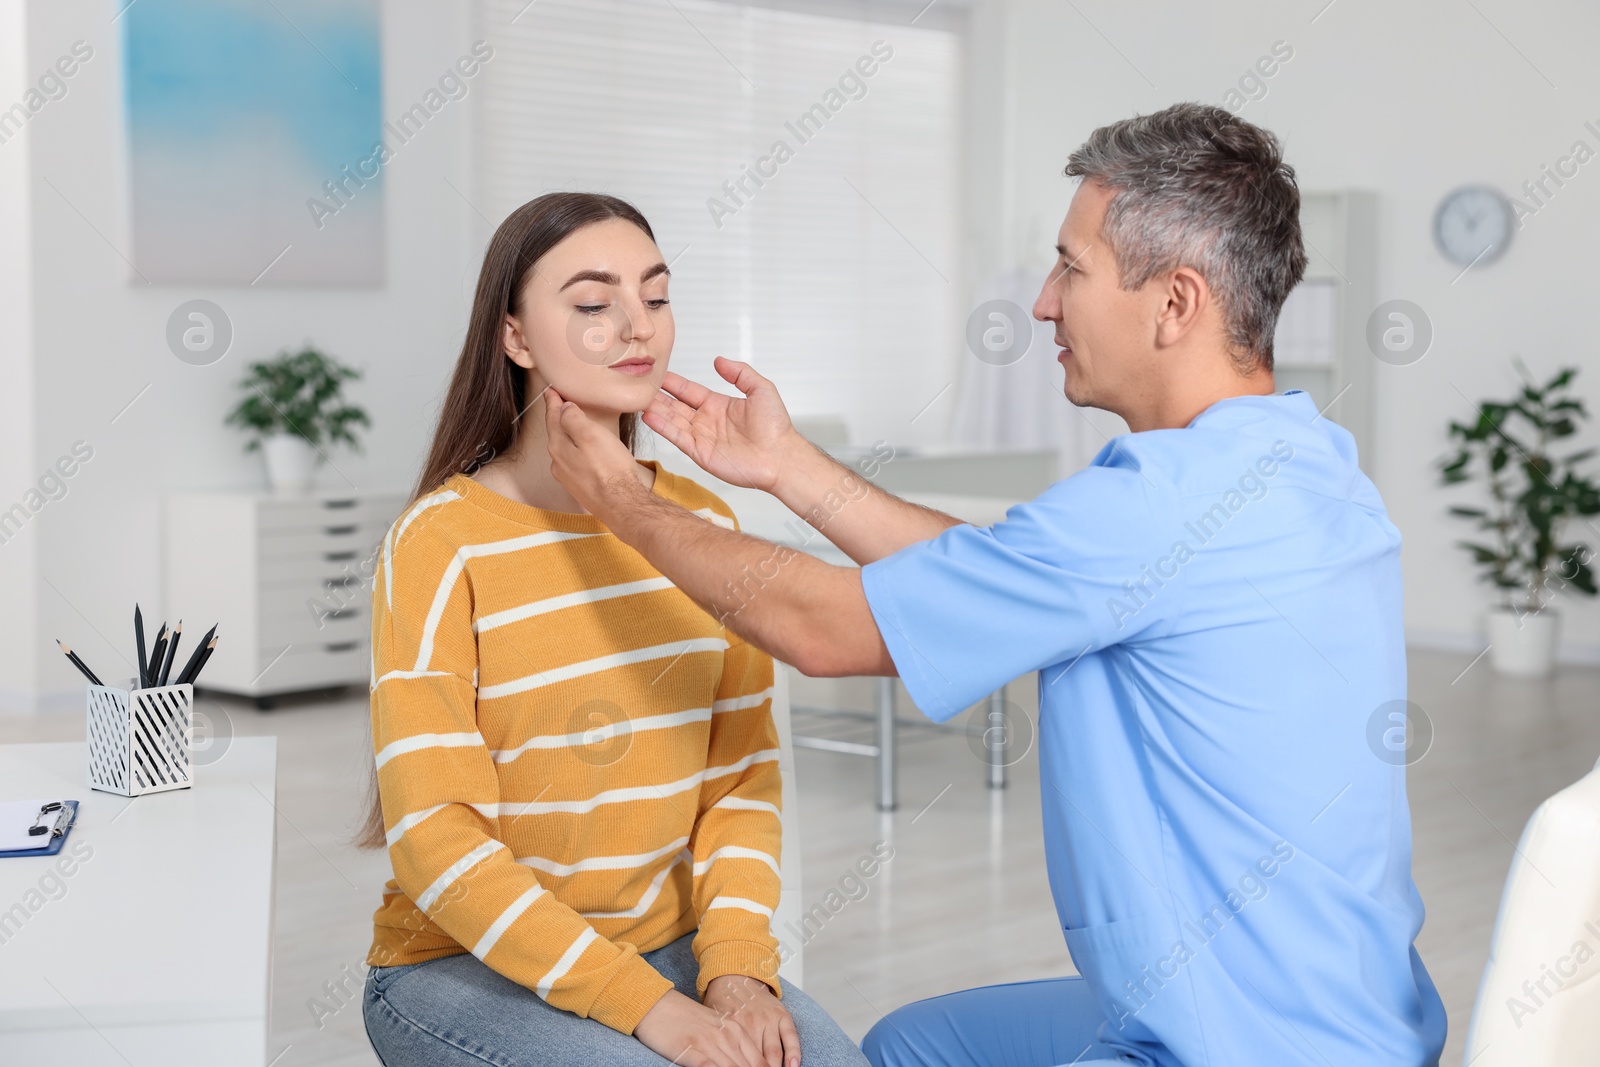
{"left": 123, "top": 0, "right": 383, "bottom": 284}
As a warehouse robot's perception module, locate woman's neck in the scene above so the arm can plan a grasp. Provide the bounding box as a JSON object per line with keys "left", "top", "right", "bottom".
{"left": 472, "top": 392, "right": 649, "bottom": 514}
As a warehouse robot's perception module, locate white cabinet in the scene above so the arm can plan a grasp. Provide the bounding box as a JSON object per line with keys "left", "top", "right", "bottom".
{"left": 165, "top": 491, "right": 405, "bottom": 705}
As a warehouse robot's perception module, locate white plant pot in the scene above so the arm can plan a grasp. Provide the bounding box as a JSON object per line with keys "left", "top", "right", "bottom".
{"left": 260, "top": 433, "right": 319, "bottom": 493}
{"left": 1486, "top": 607, "right": 1560, "bottom": 677}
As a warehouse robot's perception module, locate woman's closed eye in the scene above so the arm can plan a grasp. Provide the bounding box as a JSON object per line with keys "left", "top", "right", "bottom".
{"left": 575, "top": 299, "right": 668, "bottom": 313}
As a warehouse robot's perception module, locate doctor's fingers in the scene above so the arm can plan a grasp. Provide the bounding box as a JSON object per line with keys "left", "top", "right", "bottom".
{"left": 659, "top": 370, "right": 720, "bottom": 409}
{"left": 712, "top": 355, "right": 776, "bottom": 400}
{"left": 642, "top": 395, "right": 703, "bottom": 451}
{"left": 648, "top": 387, "right": 701, "bottom": 427}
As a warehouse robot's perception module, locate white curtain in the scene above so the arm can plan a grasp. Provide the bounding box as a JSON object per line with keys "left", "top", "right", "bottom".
{"left": 949, "top": 267, "right": 1122, "bottom": 477}
{"left": 476, "top": 0, "right": 962, "bottom": 448}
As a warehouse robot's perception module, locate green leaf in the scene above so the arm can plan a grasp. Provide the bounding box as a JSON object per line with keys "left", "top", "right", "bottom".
{"left": 1457, "top": 541, "right": 1505, "bottom": 564}
{"left": 224, "top": 344, "right": 368, "bottom": 453}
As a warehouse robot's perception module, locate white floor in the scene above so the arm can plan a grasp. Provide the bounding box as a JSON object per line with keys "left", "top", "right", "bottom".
{"left": 3, "top": 646, "right": 1596, "bottom": 1067}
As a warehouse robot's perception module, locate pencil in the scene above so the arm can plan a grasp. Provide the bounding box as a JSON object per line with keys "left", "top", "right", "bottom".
{"left": 158, "top": 621, "right": 183, "bottom": 686}
{"left": 55, "top": 640, "right": 103, "bottom": 686}
{"left": 173, "top": 623, "right": 215, "bottom": 686}
{"left": 134, "top": 605, "right": 149, "bottom": 689}
{"left": 146, "top": 623, "right": 168, "bottom": 691}
{"left": 183, "top": 632, "right": 219, "bottom": 687}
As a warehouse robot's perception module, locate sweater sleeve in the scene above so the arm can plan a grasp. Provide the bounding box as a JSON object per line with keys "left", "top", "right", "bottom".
{"left": 688, "top": 623, "right": 785, "bottom": 998}
{"left": 371, "top": 515, "right": 674, "bottom": 1034}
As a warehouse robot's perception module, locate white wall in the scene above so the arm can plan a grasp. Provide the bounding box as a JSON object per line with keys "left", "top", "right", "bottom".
{"left": 13, "top": 0, "right": 481, "bottom": 710}
{"left": 981, "top": 0, "right": 1600, "bottom": 660}
{"left": 0, "top": 0, "right": 41, "bottom": 708}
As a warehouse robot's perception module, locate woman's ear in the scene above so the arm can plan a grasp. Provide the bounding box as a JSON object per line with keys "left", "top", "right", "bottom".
{"left": 502, "top": 313, "right": 536, "bottom": 370}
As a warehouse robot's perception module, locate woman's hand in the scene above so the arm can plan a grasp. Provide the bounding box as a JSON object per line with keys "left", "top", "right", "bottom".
{"left": 703, "top": 974, "right": 800, "bottom": 1067}
{"left": 643, "top": 357, "right": 804, "bottom": 494}
{"left": 635, "top": 988, "right": 768, "bottom": 1067}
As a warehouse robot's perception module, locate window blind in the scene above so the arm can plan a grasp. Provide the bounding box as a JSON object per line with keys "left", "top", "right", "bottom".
{"left": 476, "top": 0, "right": 963, "bottom": 446}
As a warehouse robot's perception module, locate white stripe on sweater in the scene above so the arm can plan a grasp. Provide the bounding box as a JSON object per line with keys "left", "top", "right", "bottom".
{"left": 374, "top": 731, "right": 485, "bottom": 770}
{"left": 414, "top": 530, "right": 598, "bottom": 670}
{"left": 473, "top": 577, "right": 675, "bottom": 634}
{"left": 693, "top": 845, "right": 780, "bottom": 878}
{"left": 691, "top": 507, "right": 737, "bottom": 530}
{"left": 476, "top": 638, "right": 728, "bottom": 701}
{"left": 536, "top": 928, "right": 599, "bottom": 998}
{"left": 416, "top": 839, "right": 505, "bottom": 911}
{"left": 489, "top": 706, "right": 712, "bottom": 764}
{"left": 497, "top": 749, "right": 778, "bottom": 817}
{"left": 385, "top": 490, "right": 461, "bottom": 609}
{"left": 517, "top": 836, "right": 690, "bottom": 878}
{"left": 498, "top": 770, "right": 704, "bottom": 816}
{"left": 706, "top": 895, "right": 773, "bottom": 918}
{"left": 374, "top": 668, "right": 453, "bottom": 687}
{"left": 582, "top": 852, "right": 691, "bottom": 919}
{"left": 712, "top": 686, "right": 774, "bottom": 713}
{"left": 385, "top": 802, "right": 500, "bottom": 847}
{"left": 711, "top": 795, "right": 781, "bottom": 818}
{"left": 472, "top": 884, "right": 546, "bottom": 959}
{"left": 705, "top": 748, "right": 781, "bottom": 781}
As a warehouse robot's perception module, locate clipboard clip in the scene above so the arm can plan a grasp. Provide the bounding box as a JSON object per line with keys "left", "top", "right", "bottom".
{"left": 28, "top": 801, "right": 70, "bottom": 840}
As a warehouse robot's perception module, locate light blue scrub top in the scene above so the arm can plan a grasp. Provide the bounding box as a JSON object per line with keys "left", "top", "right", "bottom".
{"left": 860, "top": 390, "right": 1447, "bottom": 1067}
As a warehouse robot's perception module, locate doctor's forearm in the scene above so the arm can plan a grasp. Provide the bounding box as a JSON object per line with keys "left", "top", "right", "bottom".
{"left": 606, "top": 488, "right": 894, "bottom": 677}
{"left": 771, "top": 434, "right": 965, "bottom": 565}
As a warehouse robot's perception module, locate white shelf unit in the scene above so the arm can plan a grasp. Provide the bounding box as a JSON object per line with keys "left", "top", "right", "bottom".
{"left": 165, "top": 491, "right": 405, "bottom": 706}
{"left": 1272, "top": 190, "right": 1378, "bottom": 475}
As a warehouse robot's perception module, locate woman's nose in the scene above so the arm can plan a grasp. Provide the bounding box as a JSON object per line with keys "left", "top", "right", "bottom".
{"left": 620, "top": 296, "right": 655, "bottom": 342}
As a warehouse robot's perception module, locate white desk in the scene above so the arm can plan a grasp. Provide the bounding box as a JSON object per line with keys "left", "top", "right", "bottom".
{"left": 0, "top": 738, "right": 278, "bottom": 1067}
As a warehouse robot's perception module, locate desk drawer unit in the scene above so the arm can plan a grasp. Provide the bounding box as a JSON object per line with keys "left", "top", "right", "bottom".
{"left": 166, "top": 491, "right": 406, "bottom": 704}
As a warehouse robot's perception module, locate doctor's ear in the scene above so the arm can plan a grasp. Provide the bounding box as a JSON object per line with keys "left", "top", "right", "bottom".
{"left": 1153, "top": 266, "right": 1208, "bottom": 348}
{"left": 502, "top": 313, "right": 537, "bottom": 370}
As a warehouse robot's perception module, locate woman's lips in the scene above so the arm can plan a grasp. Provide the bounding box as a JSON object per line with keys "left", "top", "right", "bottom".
{"left": 609, "top": 358, "right": 655, "bottom": 376}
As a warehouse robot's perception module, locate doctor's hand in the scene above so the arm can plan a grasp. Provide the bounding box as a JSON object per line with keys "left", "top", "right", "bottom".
{"left": 635, "top": 989, "right": 768, "bottom": 1067}
{"left": 644, "top": 357, "right": 803, "bottom": 493}
{"left": 703, "top": 975, "right": 800, "bottom": 1067}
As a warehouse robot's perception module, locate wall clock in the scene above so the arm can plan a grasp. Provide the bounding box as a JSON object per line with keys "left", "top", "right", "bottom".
{"left": 1433, "top": 185, "right": 1513, "bottom": 267}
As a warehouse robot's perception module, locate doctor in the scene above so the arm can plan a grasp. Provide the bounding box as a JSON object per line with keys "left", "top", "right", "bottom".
{"left": 543, "top": 102, "right": 1447, "bottom": 1067}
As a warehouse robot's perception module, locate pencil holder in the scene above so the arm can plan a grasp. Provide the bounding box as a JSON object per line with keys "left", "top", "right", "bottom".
{"left": 86, "top": 682, "right": 194, "bottom": 796}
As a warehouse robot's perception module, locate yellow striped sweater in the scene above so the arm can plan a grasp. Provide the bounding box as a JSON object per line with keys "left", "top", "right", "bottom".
{"left": 365, "top": 462, "right": 782, "bottom": 1035}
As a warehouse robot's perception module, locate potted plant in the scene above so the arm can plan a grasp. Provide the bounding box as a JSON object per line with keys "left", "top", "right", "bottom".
{"left": 225, "top": 345, "right": 370, "bottom": 493}
{"left": 1439, "top": 360, "right": 1599, "bottom": 676}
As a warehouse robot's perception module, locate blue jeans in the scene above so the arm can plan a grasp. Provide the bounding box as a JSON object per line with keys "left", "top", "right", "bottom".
{"left": 363, "top": 930, "right": 870, "bottom": 1066}
{"left": 862, "top": 976, "right": 1132, "bottom": 1067}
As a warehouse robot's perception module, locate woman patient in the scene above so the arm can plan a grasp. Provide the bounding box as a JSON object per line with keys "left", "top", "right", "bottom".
{"left": 356, "top": 192, "right": 867, "bottom": 1067}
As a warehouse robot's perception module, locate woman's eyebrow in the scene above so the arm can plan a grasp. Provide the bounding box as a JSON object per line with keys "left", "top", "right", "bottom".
{"left": 558, "top": 263, "right": 670, "bottom": 290}
{"left": 559, "top": 268, "right": 619, "bottom": 290}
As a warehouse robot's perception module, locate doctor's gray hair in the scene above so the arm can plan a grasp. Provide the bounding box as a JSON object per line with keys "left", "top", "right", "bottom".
{"left": 1065, "top": 102, "right": 1307, "bottom": 371}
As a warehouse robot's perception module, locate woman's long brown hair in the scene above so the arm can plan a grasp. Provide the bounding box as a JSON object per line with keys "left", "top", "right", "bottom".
{"left": 355, "top": 192, "right": 654, "bottom": 850}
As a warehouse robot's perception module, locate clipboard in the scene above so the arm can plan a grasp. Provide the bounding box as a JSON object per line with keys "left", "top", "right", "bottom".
{"left": 0, "top": 799, "right": 80, "bottom": 858}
